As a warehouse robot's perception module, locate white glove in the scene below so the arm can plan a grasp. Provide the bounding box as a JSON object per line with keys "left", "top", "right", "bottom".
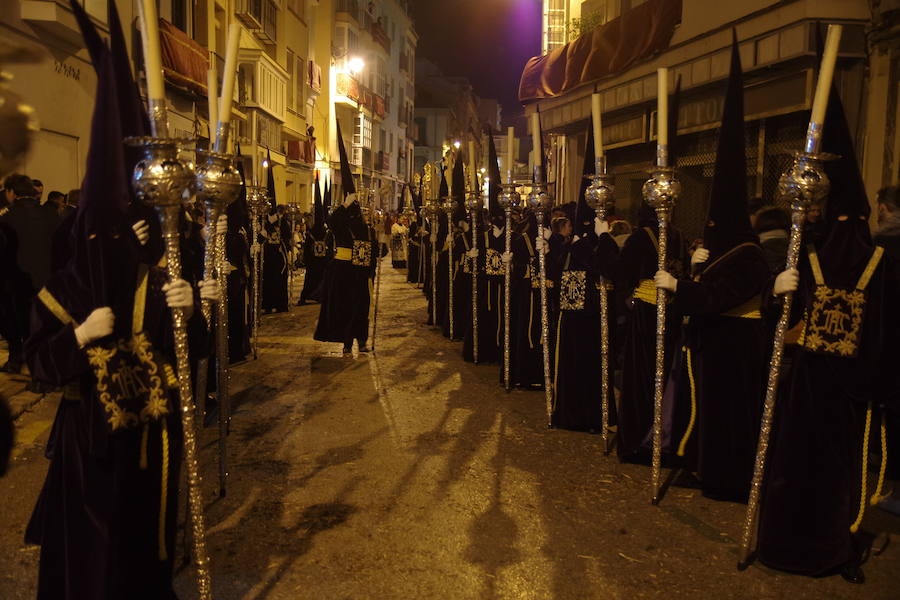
{"left": 74, "top": 307, "right": 115, "bottom": 348}
{"left": 691, "top": 247, "right": 710, "bottom": 266}
{"left": 163, "top": 279, "right": 194, "bottom": 318}
{"left": 216, "top": 214, "right": 228, "bottom": 236}
{"left": 535, "top": 236, "right": 549, "bottom": 254}
{"left": 493, "top": 225, "right": 503, "bottom": 238}
{"left": 267, "top": 214, "right": 278, "bottom": 224}
{"left": 501, "top": 251, "right": 513, "bottom": 265}
{"left": 773, "top": 268, "right": 799, "bottom": 296}
{"left": 572, "top": 235, "right": 581, "bottom": 243}
{"left": 541, "top": 226, "right": 551, "bottom": 240}
{"left": 654, "top": 270, "right": 677, "bottom": 292}
{"left": 466, "top": 248, "right": 479, "bottom": 259}
{"left": 132, "top": 220, "right": 149, "bottom": 246}
{"left": 594, "top": 217, "right": 609, "bottom": 236}
{"left": 199, "top": 279, "right": 219, "bottom": 302}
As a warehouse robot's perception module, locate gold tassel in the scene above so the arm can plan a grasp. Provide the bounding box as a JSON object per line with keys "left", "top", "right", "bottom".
{"left": 850, "top": 402, "right": 872, "bottom": 533}
{"left": 158, "top": 419, "right": 170, "bottom": 561}
{"left": 870, "top": 410, "right": 889, "bottom": 506}
{"left": 676, "top": 347, "right": 697, "bottom": 457}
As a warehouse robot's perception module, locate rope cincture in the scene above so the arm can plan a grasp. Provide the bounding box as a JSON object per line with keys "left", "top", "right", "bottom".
{"left": 676, "top": 347, "right": 698, "bottom": 457}
{"left": 850, "top": 402, "right": 873, "bottom": 534}
{"left": 159, "top": 419, "right": 169, "bottom": 561}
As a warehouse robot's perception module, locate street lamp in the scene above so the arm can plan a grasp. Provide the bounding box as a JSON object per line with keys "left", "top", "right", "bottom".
{"left": 453, "top": 140, "right": 461, "bottom": 150}
{"left": 348, "top": 56, "right": 365, "bottom": 75}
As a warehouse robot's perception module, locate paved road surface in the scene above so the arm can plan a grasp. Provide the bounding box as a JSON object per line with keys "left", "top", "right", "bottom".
{"left": 1, "top": 260, "right": 897, "bottom": 599}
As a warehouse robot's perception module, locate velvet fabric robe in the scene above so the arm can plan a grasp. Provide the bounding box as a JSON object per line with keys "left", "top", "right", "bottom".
{"left": 463, "top": 227, "right": 503, "bottom": 363}
{"left": 611, "top": 225, "right": 687, "bottom": 462}
{"left": 299, "top": 227, "right": 331, "bottom": 304}
{"left": 406, "top": 221, "right": 423, "bottom": 284}
{"left": 758, "top": 244, "right": 900, "bottom": 575}
{"left": 441, "top": 229, "right": 470, "bottom": 340}
{"left": 551, "top": 232, "right": 619, "bottom": 431}
{"left": 313, "top": 203, "right": 373, "bottom": 347}
{"left": 261, "top": 217, "right": 290, "bottom": 313}
{"left": 24, "top": 263, "right": 207, "bottom": 600}
{"left": 669, "top": 243, "right": 769, "bottom": 501}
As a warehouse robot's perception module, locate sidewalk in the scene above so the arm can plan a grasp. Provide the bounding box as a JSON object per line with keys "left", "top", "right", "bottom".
{"left": 0, "top": 343, "right": 47, "bottom": 420}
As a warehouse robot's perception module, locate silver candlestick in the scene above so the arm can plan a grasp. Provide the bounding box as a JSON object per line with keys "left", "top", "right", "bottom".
{"left": 585, "top": 155, "right": 615, "bottom": 454}
{"left": 194, "top": 145, "right": 241, "bottom": 498}
{"left": 246, "top": 185, "right": 270, "bottom": 359}
{"left": 129, "top": 132, "right": 213, "bottom": 599}
{"left": 642, "top": 146, "right": 680, "bottom": 505}
{"left": 465, "top": 190, "right": 481, "bottom": 363}
{"left": 529, "top": 166, "right": 553, "bottom": 427}
{"left": 498, "top": 178, "right": 521, "bottom": 392}
{"left": 442, "top": 195, "right": 457, "bottom": 340}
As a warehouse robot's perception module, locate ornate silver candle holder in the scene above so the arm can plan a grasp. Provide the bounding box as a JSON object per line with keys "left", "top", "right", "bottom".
{"left": 528, "top": 166, "right": 553, "bottom": 427}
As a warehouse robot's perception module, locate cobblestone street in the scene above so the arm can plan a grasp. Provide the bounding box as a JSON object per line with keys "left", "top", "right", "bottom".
{"left": 1, "top": 262, "right": 897, "bottom": 599}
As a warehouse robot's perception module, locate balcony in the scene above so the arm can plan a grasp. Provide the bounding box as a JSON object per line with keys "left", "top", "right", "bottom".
{"left": 370, "top": 19, "right": 391, "bottom": 54}
{"left": 286, "top": 138, "right": 316, "bottom": 164}
{"left": 336, "top": 0, "right": 361, "bottom": 24}
{"left": 236, "top": 0, "right": 277, "bottom": 43}
{"left": 377, "top": 151, "right": 391, "bottom": 172}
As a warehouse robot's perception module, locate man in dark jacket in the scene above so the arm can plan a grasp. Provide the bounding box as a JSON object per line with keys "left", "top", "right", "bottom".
{"left": 0, "top": 173, "right": 61, "bottom": 376}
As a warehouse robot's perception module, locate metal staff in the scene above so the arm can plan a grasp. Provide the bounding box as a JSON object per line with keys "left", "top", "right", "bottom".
{"left": 642, "top": 143, "right": 680, "bottom": 505}
{"left": 738, "top": 24, "right": 841, "bottom": 569}
{"left": 466, "top": 188, "right": 481, "bottom": 363}
{"left": 498, "top": 177, "right": 519, "bottom": 391}
{"left": 195, "top": 146, "right": 241, "bottom": 497}
{"left": 247, "top": 187, "right": 268, "bottom": 358}
{"left": 130, "top": 99, "right": 212, "bottom": 599}
{"left": 371, "top": 205, "right": 384, "bottom": 351}
{"left": 585, "top": 155, "right": 615, "bottom": 453}
{"left": 528, "top": 165, "right": 553, "bottom": 426}
{"left": 443, "top": 195, "right": 456, "bottom": 339}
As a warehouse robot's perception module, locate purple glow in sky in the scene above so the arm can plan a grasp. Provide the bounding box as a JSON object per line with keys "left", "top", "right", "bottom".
{"left": 412, "top": 0, "right": 542, "bottom": 120}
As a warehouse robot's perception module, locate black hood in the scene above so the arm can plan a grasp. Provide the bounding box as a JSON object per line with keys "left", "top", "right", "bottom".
{"left": 703, "top": 30, "right": 757, "bottom": 261}
{"left": 574, "top": 119, "right": 596, "bottom": 237}
{"left": 337, "top": 121, "right": 355, "bottom": 197}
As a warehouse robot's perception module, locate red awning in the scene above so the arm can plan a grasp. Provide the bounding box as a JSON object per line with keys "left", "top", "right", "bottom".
{"left": 160, "top": 19, "right": 209, "bottom": 96}
{"left": 518, "top": 0, "right": 681, "bottom": 102}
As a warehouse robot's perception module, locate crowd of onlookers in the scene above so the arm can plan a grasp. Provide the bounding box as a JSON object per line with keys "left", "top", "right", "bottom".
{"left": 0, "top": 174, "right": 78, "bottom": 393}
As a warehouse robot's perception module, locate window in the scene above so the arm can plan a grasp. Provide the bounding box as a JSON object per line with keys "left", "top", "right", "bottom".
{"left": 354, "top": 113, "right": 372, "bottom": 149}
{"left": 257, "top": 112, "right": 282, "bottom": 149}
{"left": 286, "top": 49, "right": 295, "bottom": 112}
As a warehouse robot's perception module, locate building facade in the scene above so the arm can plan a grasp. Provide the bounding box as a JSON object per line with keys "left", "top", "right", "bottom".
{"left": 526, "top": 0, "right": 879, "bottom": 239}
{"left": 4, "top": 0, "right": 416, "bottom": 213}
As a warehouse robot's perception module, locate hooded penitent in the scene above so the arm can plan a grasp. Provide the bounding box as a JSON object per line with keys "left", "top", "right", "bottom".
{"left": 486, "top": 127, "right": 504, "bottom": 226}
{"left": 574, "top": 120, "right": 597, "bottom": 237}
{"left": 452, "top": 154, "right": 467, "bottom": 224}
{"left": 313, "top": 173, "right": 325, "bottom": 233}
{"left": 702, "top": 30, "right": 757, "bottom": 262}
{"left": 337, "top": 121, "right": 356, "bottom": 198}
{"left": 266, "top": 148, "right": 277, "bottom": 213}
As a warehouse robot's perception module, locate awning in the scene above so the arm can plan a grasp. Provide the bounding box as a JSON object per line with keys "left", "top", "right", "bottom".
{"left": 518, "top": 0, "right": 681, "bottom": 102}
{"left": 160, "top": 19, "right": 209, "bottom": 96}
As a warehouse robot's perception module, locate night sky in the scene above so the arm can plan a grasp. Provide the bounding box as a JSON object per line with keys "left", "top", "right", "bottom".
{"left": 411, "top": 0, "right": 542, "bottom": 121}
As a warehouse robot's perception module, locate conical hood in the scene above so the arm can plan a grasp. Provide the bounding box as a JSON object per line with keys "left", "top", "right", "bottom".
{"left": 452, "top": 155, "right": 467, "bottom": 223}
{"left": 574, "top": 119, "right": 596, "bottom": 236}
{"left": 487, "top": 127, "right": 503, "bottom": 223}
{"left": 228, "top": 143, "right": 250, "bottom": 235}
{"left": 312, "top": 173, "right": 325, "bottom": 232}
{"left": 337, "top": 121, "right": 356, "bottom": 197}
{"left": 439, "top": 164, "right": 449, "bottom": 198}
{"left": 703, "top": 30, "right": 756, "bottom": 261}
{"left": 266, "top": 148, "right": 277, "bottom": 212}
{"left": 323, "top": 178, "right": 332, "bottom": 213}
{"left": 818, "top": 61, "right": 873, "bottom": 273}
{"left": 68, "top": 0, "right": 136, "bottom": 305}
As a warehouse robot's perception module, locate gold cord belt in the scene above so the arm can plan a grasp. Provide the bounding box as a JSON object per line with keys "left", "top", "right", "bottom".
{"left": 334, "top": 247, "right": 352, "bottom": 261}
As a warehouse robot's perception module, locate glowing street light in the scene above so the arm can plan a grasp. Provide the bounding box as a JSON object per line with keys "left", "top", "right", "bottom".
{"left": 453, "top": 140, "right": 461, "bottom": 149}
{"left": 348, "top": 56, "right": 365, "bottom": 74}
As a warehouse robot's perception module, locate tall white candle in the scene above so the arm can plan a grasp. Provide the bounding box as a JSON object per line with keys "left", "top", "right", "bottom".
{"left": 218, "top": 24, "right": 241, "bottom": 126}
{"left": 468, "top": 140, "right": 477, "bottom": 191}
{"left": 207, "top": 68, "right": 218, "bottom": 138}
{"left": 591, "top": 93, "right": 603, "bottom": 159}
{"left": 809, "top": 24, "right": 843, "bottom": 129}
{"left": 531, "top": 112, "right": 541, "bottom": 171}
{"left": 657, "top": 68, "right": 669, "bottom": 147}
{"left": 137, "top": 0, "right": 164, "bottom": 100}
{"left": 506, "top": 126, "right": 514, "bottom": 180}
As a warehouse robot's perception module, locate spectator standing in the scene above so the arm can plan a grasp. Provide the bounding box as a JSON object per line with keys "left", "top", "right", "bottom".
{"left": 0, "top": 174, "right": 61, "bottom": 381}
